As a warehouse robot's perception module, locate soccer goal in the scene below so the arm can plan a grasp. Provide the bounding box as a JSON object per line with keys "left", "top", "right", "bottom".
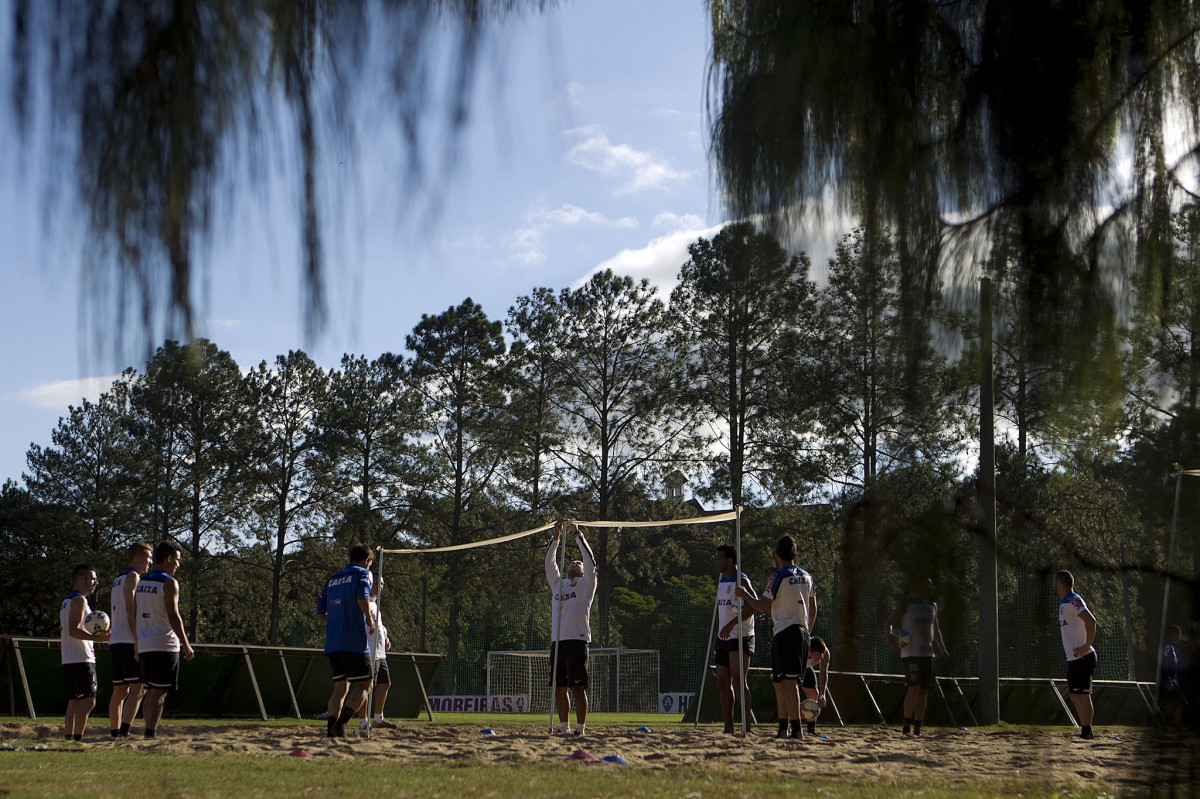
{"left": 486, "top": 648, "right": 660, "bottom": 713}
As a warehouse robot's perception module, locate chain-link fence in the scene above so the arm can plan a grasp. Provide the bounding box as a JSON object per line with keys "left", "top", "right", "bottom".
{"left": 279, "top": 559, "right": 1166, "bottom": 699}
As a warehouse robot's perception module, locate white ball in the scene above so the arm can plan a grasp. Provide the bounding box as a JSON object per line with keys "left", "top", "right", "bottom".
{"left": 83, "top": 610, "right": 110, "bottom": 635}
{"left": 801, "top": 698, "right": 821, "bottom": 722}
{"left": 891, "top": 628, "right": 911, "bottom": 648}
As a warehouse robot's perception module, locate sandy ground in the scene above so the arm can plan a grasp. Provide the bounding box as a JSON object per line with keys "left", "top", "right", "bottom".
{"left": 2, "top": 719, "right": 1197, "bottom": 793}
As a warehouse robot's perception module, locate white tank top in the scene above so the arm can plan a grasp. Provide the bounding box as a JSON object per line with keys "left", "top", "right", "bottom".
{"left": 110, "top": 568, "right": 137, "bottom": 645}
{"left": 60, "top": 591, "right": 94, "bottom": 665}
{"left": 136, "top": 571, "right": 180, "bottom": 652}
{"left": 367, "top": 600, "right": 388, "bottom": 661}
{"left": 900, "top": 598, "right": 937, "bottom": 658}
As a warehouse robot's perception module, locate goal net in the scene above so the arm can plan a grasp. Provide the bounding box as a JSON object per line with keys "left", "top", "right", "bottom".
{"left": 486, "top": 648, "right": 660, "bottom": 713}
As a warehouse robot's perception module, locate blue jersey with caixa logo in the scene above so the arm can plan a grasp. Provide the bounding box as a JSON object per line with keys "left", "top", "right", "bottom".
{"left": 318, "top": 564, "right": 373, "bottom": 654}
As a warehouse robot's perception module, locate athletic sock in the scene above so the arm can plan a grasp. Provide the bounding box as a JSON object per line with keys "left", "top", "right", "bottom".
{"left": 110, "top": 729, "right": 119, "bottom": 739}
{"left": 337, "top": 707, "right": 355, "bottom": 726}
{"left": 64, "top": 734, "right": 72, "bottom": 741}
{"left": 777, "top": 720, "right": 789, "bottom": 738}
{"left": 574, "top": 724, "right": 585, "bottom": 736}
{"left": 374, "top": 714, "right": 385, "bottom": 723}
{"left": 559, "top": 723, "right": 569, "bottom": 734}
{"left": 327, "top": 717, "right": 337, "bottom": 737}
{"left": 807, "top": 721, "right": 816, "bottom": 736}
{"left": 1081, "top": 725, "right": 1093, "bottom": 739}
{"left": 119, "top": 723, "right": 131, "bottom": 737}
{"left": 72, "top": 734, "right": 82, "bottom": 742}
{"left": 902, "top": 717, "right": 912, "bottom": 735}
{"left": 144, "top": 729, "right": 156, "bottom": 739}
{"left": 790, "top": 719, "right": 803, "bottom": 738}
{"left": 913, "top": 721, "right": 922, "bottom": 735}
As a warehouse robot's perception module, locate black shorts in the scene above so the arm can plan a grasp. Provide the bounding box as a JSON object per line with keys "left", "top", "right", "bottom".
{"left": 109, "top": 643, "right": 141, "bottom": 685}
{"left": 548, "top": 640, "right": 589, "bottom": 688}
{"left": 1066, "top": 651, "right": 1097, "bottom": 695}
{"left": 714, "top": 636, "right": 754, "bottom": 668}
{"left": 328, "top": 651, "right": 374, "bottom": 684}
{"left": 903, "top": 656, "right": 935, "bottom": 689}
{"left": 802, "top": 666, "right": 818, "bottom": 690}
{"left": 373, "top": 658, "right": 391, "bottom": 687}
{"left": 63, "top": 662, "right": 97, "bottom": 700}
{"left": 141, "top": 650, "right": 180, "bottom": 691}
{"left": 771, "top": 624, "right": 810, "bottom": 683}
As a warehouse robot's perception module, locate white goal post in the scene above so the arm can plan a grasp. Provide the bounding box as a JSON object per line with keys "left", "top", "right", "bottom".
{"left": 486, "top": 648, "right": 660, "bottom": 713}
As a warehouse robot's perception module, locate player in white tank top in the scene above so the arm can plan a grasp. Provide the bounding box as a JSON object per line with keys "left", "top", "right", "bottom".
{"left": 108, "top": 542, "right": 152, "bottom": 738}
{"left": 885, "top": 577, "right": 948, "bottom": 735}
{"left": 60, "top": 564, "right": 109, "bottom": 741}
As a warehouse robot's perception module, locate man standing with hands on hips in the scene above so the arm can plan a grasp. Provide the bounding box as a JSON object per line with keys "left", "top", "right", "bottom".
{"left": 1055, "top": 570, "right": 1099, "bottom": 739}
{"left": 135, "top": 541, "right": 195, "bottom": 739}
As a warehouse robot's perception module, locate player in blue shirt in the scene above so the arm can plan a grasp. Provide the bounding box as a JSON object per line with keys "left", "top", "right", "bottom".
{"left": 318, "top": 544, "right": 375, "bottom": 738}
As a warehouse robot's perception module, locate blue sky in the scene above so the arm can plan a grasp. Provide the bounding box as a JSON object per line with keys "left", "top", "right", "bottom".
{"left": 0, "top": 1, "right": 732, "bottom": 486}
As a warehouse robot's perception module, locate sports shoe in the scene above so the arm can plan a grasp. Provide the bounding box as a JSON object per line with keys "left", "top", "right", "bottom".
{"left": 358, "top": 720, "right": 370, "bottom": 731}
{"left": 330, "top": 721, "right": 347, "bottom": 738}
{"left": 374, "top": 719, "right": 397, "bottom": 729}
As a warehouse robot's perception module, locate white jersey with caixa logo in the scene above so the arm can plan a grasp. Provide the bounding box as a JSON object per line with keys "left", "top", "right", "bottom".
{"left": 1059, "top": 591, "right": 1094, "bottom": 662}
{"left": 717, "top": 572, "right": 756, "bottom": 640}
{"left": 762, "top": 565, "right": 813, "bottom": 633}
{"left": 136, "top": 570, "right": 180, "bottom": 653}
{"left": 900, "top": 598, "right": 938, "bottom": 658}
{"left": 545, "top": 534, "right": 598, "bottom": 643}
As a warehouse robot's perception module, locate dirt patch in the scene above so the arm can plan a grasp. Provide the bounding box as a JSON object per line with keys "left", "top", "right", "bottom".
{"left": 2, "top": 719, "right": 1195, "bottom": 792}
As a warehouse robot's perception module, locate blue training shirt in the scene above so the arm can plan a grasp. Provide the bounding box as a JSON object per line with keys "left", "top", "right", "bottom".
{"left": 318, "top": 563, "right": 373, "bottom": 655}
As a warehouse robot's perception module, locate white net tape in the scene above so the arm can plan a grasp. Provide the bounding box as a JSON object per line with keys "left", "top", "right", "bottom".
{"left": 378, "top": 509, "right": 739, "bottom": 555}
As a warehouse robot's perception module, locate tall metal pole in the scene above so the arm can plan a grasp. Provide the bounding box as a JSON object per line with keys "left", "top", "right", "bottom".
{"left": 735, "top": 506, "right": 747, "bottom": 737}
{"left": 1155, "top": 466, "right": 1184, "bottom": 697}
{"left": 979, "top": 277, "right": 1000, "bottom": 724}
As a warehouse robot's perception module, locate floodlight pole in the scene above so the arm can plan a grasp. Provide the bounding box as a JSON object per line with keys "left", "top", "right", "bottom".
{"left": 978, "top": 277, "right": 1000, "bottom": 725}
{"left": 1155, "top": 465, "right": 1186, "bottom": 700}
{"left": 735, "top": 506, "right": 747, "bottom": 737}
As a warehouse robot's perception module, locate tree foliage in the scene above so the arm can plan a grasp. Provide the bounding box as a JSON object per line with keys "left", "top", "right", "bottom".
{"left": 707, "top": 0, "right": 1200, "bottom": 383}
{"left": 7, "top": 0, "right": 551, "bottom": 348}
{"left": 670, "top": 221, "right": 819, "bottom": 508}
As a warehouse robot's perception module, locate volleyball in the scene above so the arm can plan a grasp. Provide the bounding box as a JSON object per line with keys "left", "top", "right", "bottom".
{"left": 801, "top": 698, "right": 821, "bottom": 722}
{"left": 83, "top": 610, "right": 110, "bottom": 634}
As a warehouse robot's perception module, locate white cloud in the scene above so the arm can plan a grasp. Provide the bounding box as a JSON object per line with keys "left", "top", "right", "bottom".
{"left": 652, "top": 211, "right": 707, "bottom": 231}
{"left": 19, "top": 375, "right": 122, "bottom": 410}
{"left": 579, "top": 222, "right": 728, "bottom": 294}
{"left": 507, "top": 203, "right": 641, "bottom": 267}
{"left": 563, "top": 82, "right": 584, "bottom": 110}
{"left": 206, "top": 318, "right": 244, "bottom": 329}
{"left": 565, "top": 126, "right": 689, "bottom": 194}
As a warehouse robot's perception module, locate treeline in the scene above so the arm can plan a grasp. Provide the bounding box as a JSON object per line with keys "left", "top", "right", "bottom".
{"left": 4, "top": 220, "right": 1200, "bottom": 682}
